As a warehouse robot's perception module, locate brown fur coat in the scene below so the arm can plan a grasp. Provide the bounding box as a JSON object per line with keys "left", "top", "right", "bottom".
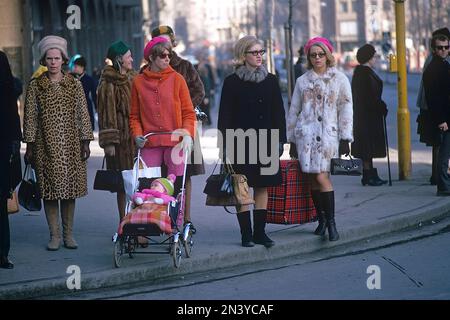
{"left": 97, "top": 66, "right": 136, "bottom": 170}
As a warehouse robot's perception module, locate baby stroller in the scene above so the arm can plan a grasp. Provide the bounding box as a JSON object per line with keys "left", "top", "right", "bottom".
{"left": 112, "top": 132, "right": 195, "bottom": 268}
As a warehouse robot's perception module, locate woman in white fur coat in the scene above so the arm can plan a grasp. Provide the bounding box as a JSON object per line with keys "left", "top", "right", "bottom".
{"left": 287, "top": 37, "right": 353, "bottom": 241}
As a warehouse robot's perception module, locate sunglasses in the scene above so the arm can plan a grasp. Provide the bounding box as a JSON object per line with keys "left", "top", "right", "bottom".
{"left": 309, "top": 52, "right": 326, "bottom": 59}
{"left": 158, "top": 53, "right": 173, "bottom": 59}
{"left": 245, "top": 50, "right": 266, "bottom": 56}
{"left": 436, "top": 45, "right": 450, "bottom": 50}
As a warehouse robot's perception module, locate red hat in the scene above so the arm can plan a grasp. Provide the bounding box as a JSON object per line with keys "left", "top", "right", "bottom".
{"left": 144, "top": 36, "right": 169, "bottom": 61}
{"left": 304, "top": 37, "right": 334, "bottom": 55}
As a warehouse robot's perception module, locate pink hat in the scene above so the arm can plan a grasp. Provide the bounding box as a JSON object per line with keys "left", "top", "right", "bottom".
{"left": 144, "top": 36, "right": 169, "bottom": 61}
{"left": 304, "top": 37, "right": 334, "bottom": 55}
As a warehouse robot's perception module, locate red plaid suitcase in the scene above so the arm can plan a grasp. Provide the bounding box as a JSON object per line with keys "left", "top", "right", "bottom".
{"left": 267, "top": 160, "right": 317, "bottom": 224}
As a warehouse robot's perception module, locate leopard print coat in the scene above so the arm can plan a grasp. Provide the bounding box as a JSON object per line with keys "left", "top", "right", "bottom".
{"left": 23, "top": 72, "right": 94, "bottom": 200}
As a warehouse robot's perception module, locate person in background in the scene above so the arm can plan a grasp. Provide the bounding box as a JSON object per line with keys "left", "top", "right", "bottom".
{"left": 0, "top": 51, "right": 22, "bottom": 269}
{"left": 423, "top": 33, "right": 450, "bottom": 196}
{"left": 23, "top": 35, "right": 94, "bottom": 251}
{"left": 351, "top": 44, "right": 388, "bottom": 186}
{"left": 294, "top": 46, "right": 306, "bottom": 80}
{"left": 416, "top": 27, "right": 450, "bottom": 186}
{"left": 97, "top": 40, "right": 137, "bottom": 222}
{"left": 71, "top": 55, "right": 98, "bottom": 131}
{"left": 287, "top": 37, "right": 353, "bottom": 242}
{"left": 149, "top": 26, "right": 205, "bottom": 232}
{"left": 218, "top": 35, "right": 286, "bottom": 248}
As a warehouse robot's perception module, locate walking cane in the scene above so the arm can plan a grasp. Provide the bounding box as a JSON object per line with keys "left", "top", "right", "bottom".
{"left": 383, "top": 116, "right": 392, "bottom": 186}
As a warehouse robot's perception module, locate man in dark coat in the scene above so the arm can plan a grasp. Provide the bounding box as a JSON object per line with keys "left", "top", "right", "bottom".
{"left": 0, "top": 51, "right": 22, "bottom": 269}
{"left": 423, "top": 34, "right": 450, "bottom": 196}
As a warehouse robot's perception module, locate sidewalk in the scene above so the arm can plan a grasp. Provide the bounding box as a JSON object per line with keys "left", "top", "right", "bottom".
{"left": 1, "top": 136, "right": 449, "bottom": 300}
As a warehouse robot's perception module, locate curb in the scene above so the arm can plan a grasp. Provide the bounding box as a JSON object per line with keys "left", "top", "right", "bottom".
{"left": 1, "top": 200, "right": 450, "bottom": 300}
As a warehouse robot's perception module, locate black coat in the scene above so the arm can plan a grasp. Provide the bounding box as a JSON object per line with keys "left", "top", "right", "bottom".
{"left": 218, "top": 72, "right": 286, "bottom": 188}
{"left": 351, "top": 65, "right": 387, "bottom": 159}
{"left": 423, "top": 56, "right": 450, "bottom": 129}
{"left": 0, "top": 51, "right": 22, "bottom": 198}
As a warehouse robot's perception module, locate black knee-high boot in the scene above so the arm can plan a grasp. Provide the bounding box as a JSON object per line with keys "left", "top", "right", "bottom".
{"left": 253, "top": 209, "right": 274, "bottom": 248}
{"left": 320, "top": 191, "right": 339, "bottom": 241}
{"left": 236, "top": 211, "right": 254, "bottom": 247}
{"left": 311, "top": 190, "right": 326, "bottom": 235}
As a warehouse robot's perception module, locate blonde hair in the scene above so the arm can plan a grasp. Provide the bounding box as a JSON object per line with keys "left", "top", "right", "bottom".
{"left": 306, "top": 42, "right": 336, "bottom": 69}
{"left": 233, "top": 35, "right": 264, "bottom": 67}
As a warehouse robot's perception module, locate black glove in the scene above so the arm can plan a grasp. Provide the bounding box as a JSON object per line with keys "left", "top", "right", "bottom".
{"left": 289, "top": 142, "right": 298, "bottom": 159}
{"left": 338, "top": 140, "right": 350, "bottom": 156}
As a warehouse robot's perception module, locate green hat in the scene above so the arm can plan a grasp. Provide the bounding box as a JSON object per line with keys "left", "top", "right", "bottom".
{"left": 154, "top": 174, "right": 176, "bottom": 196}
{"left": 107, "top": 40, "right": 131, "bottom": 60}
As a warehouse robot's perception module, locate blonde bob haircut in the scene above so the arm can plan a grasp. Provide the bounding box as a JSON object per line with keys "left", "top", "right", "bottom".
{"left": 233, "top": 35, "right": 264, "bottom": 67}
{"left": 306, "top": 42, "right": 336, "bottom": 70}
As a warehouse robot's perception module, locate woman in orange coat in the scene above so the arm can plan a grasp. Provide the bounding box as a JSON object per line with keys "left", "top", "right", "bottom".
{"left": 129, "top": 36, "right": 196, "bottom": 196}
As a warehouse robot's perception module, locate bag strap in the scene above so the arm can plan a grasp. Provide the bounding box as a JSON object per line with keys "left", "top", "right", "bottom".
{"left": 223, "top": 206, "right": 236, "bottom": 214}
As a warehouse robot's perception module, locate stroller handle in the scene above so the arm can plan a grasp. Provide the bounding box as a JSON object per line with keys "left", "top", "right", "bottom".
{"left": 142, "top": 131, "right": 189, "bottom": 140}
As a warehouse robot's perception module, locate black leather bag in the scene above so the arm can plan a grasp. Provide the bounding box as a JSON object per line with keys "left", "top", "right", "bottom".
{"left": 330, "top": 156, "right": 363, "bottom": 176}
{"left": 18, "top": 164, "right": 42, "bottom": 211}
{"left": 203, "top": 161, "right": 233, "bottom": 197}
{"left": 93, "top": 158, "right": 124, "bottom": 193}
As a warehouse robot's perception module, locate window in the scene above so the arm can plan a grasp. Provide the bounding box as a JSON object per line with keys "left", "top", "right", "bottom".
{"left": 340, "top": 1, "right": 348, "bottom": 13}
{"left": 340, "top": 21, "right": 358, "bottom": 36}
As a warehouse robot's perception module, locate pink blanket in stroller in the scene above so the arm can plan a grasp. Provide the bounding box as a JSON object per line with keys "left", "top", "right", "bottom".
{"left": 118, "top": 203, "right": 172, "bottom": 235}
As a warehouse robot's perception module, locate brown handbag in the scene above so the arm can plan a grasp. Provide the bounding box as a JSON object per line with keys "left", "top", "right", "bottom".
{"left": 7, "top": 191, "right": 19, "bottom": 214}
{"left": 205, "top": 161, "right": 255, "bottom": 209}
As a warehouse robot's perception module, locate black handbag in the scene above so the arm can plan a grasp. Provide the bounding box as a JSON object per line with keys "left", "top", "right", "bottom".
{"left": 330, "top": 156, "right": 363, "bottom": 176}
{"left": 18, "top": 164, "right": 42, "bottom": 211}
{"left": 203, "top": 161, "right": 233, "bottom": 197}
{"left": 93, "top": 157, "right": 124, "bottom": 193}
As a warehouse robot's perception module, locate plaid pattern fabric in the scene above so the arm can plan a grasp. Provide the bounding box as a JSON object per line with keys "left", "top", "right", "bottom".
{"left": 267, "top": 160, "right": 317, "bottom": 224}
{"left": 118, "top": 203, "right": 172, "bottom": 235}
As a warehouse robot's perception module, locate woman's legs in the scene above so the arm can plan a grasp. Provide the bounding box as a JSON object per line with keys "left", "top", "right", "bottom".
{"left": 362, "top": 158, "right": 384, "bottom": 186}
{"left": 61, "top": 199, "right": 77, "bottom": 249}
{"left": 311, "top": 173, "right": 339, "bottom": 241}
{"left": 44, "top": 200, "right": 61, "bottom": 250}
{"left": 117, "top": 191, "right": 126, "bottom": 222}
{"left": 0, "top": 197, "right": 13, "bottom": 268}
{"left": 252, "top": 187, "right": 274, "bottom": 247}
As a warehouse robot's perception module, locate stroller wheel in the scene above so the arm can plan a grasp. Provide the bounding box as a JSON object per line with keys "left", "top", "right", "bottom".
{"left": 113, "top": 238, "right": 124, "bottom": 268}
{"left": 172, "top": 241, "right": 182, "bottom": 268}
{"left": 183, "top": 225, "right": 194, "bottom": 258}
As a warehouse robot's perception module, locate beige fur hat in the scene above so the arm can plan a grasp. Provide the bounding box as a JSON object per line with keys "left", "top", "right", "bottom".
{"left": 38, "top": 35, "right": 69, "bottom": 61}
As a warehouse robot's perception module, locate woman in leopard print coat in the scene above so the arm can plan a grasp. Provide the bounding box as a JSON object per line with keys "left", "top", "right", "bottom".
{"left": 23, "top": 36, "right": 94, "bottom": 251}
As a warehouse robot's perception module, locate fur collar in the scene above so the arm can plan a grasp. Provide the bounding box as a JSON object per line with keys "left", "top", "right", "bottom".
{"left": 235, "top": 64, "right": 268, "bottom": 83}
{"left": 100, "top": 65, "right": 135, "bottom": 85}
{"left": 36, "top": 71, "right": 76, "bottom": 91}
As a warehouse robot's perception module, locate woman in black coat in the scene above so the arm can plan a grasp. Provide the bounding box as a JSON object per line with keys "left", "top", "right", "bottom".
{"left": 218, "top": 35, "right": 286, "bottom": 248}
{"left": 351, "top": 44, "right": 388, "bottom": 186}
{"left": 0, "top": 51, "right": 22, "bottom": 269}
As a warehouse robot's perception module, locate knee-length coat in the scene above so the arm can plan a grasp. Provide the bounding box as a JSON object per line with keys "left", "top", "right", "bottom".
{"left": 218, "top": 68, "right": 287, "bottom": 188}
{"left": 287, "top": 67, "right": 353, "bottom": 173}
{"left": 23, "top": 73, "right": 94, "bottom": 200}
{"left": 97, "top": 66, "right": 136, "bottom": 171}
{"left": 351, "top": 65, "right": 387, "bottom": 159}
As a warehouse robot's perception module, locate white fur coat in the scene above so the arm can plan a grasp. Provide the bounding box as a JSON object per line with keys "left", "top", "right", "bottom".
{"left": 287, "top": 67, "right": 353, "bottom": 173}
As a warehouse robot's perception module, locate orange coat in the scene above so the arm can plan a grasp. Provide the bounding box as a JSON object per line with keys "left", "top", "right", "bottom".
{"left": 130, "top": 66, "right": 196, "bottom": 147}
